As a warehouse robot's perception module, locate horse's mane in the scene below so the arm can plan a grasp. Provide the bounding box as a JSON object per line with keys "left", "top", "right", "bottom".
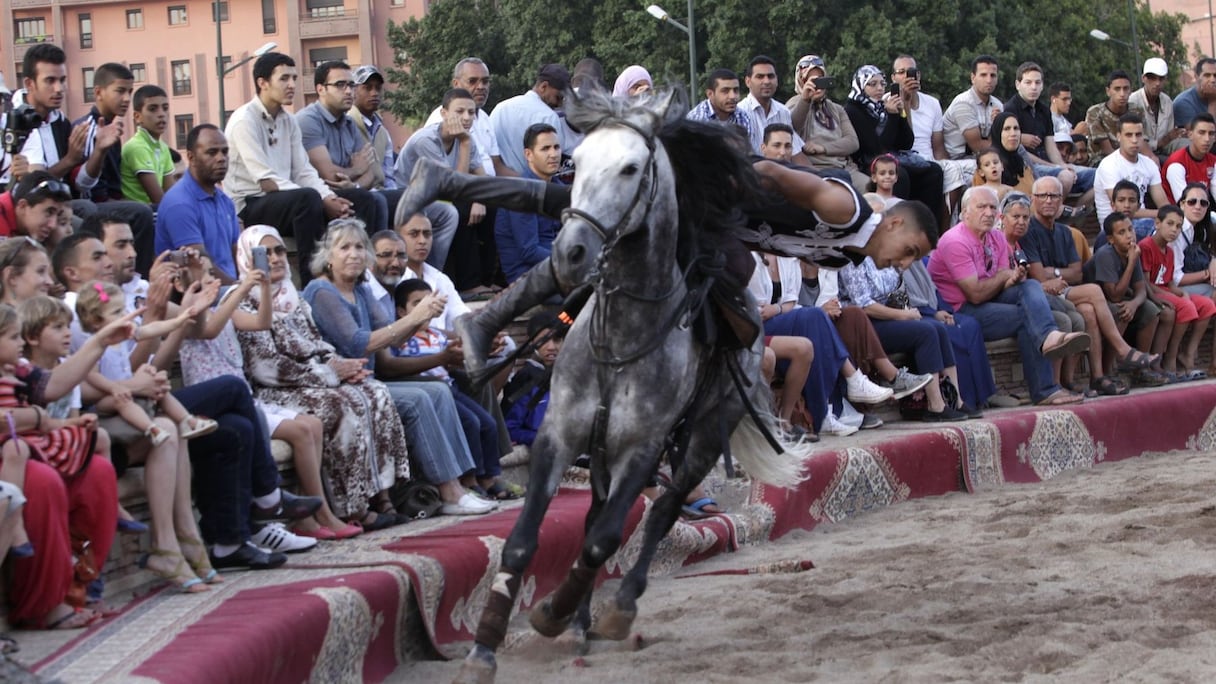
{"left": 565, "top": 87, "right": 766, "bottom": 265}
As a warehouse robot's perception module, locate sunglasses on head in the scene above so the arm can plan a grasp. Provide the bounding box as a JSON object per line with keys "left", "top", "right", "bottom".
{"left": 16, "top": 179, "right": 72, "bottom": 202}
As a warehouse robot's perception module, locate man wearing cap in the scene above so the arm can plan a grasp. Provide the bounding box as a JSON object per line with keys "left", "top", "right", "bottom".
{"left": 0, "top": 170, "right": 70, "bottom": 241}
{"left": 488, "top": 64, "right": 569, "bottom": 175}
{"left": 1171, "top": 58, "right": 1216, "bottom": 129}
{"left": 1129, "top": 57, "right": 1186, "bottom": 157}
{"left": 350, "top": 64, "right": 398, "bottom": 191}
{"left": 297, "top": 60, "right": 393, "bottom": 233}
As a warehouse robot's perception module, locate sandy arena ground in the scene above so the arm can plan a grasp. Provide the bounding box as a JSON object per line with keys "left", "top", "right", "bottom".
{"left": 403, "top": 449, "right": 1216, "bottom": 683}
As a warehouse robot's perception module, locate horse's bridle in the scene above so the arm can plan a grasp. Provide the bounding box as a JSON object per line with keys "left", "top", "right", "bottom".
{"left": 559, "top": 120, "right": 660, "bottom": 251}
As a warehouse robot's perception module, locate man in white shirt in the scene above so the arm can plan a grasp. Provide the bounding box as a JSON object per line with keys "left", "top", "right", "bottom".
{"left": 1094, "top": 113, "right": 1169, "bottom": 225}
{"left": 425, "top": 58, "right": 513, "bottom": 178}
{"left": 224, "top": 52, "right": 353, "bottom": 285}
{"left": 489, "top": 64, "right": 569, "bottom": 175}
{"left": 1128, "top": 57, "right": 1187, "bottom": 156}
{"left": 737, "top": 55, "right": 806, "bottom": 156}
{"left": 892, "top": 54, "right": 974, "bottom": 206}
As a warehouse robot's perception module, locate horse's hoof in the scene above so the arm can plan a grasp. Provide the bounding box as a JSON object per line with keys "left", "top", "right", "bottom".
{"left": 591, "top": 601, "right": 637, "bottom": 641}
{"left": 529, "top": 598, "right": 573, "bottom": 638}
{"left": 452, "top": 647, "right": 496, "bottom": 684}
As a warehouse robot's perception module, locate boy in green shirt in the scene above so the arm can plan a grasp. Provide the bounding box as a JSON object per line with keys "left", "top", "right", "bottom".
{"left": 120, "top": 85, "right": 176, "bottom": 205}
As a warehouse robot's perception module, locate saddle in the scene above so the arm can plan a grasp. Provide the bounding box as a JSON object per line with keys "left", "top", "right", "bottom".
{"left": 691, "top": 238, "right": 761, "bottom": 350}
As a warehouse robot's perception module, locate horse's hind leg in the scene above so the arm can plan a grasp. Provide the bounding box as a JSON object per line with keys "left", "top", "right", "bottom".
{"left": 597, "top": 423, "right": 726, "bottom": 641}
{"left": 529, "top": 446, "right": 659, "bottom": 639}
{"left": 455, "top": 435, "right": 571, "bottom": 684}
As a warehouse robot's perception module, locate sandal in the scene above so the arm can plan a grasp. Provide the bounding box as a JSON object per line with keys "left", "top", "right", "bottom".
{"left": 484, "top": 481, "right": 524, "bottom": 501}
{"left": 1115, "top": 348, "right": 1160, "bottom": 373}
{"left": 1089, "top": 376, "right": 1128, "bottom": 396}
{"left": 177, "top": 535, "right": 223, "bottom": 584}
{"left": 1068, "top": 382, "right": 1099, "bottom": 399}
{"left": 1183, "top": 369, "right": 1208, "bottom": 382}
{"left": 0, "top": 633, "right": 17, "bottom": 654}
{"left": 144, "top": 424, "right": 170, "bottom": 447}
{"left": 17, "top": 606, "right": 101, "bottom": 630}
{"left": 139, "top": 548, "right": 209, "bottom": 593}
{"left": 1036, "top": 388, "right": 1084, "bottom": 406}
{"left": 1041, "top": 331, "right": 1090, "bottom": 360}
{"left": 179, "top": 415, "right": 218, "bottom": 440}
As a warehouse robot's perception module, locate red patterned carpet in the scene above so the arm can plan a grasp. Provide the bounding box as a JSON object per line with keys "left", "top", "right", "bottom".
{"left": 23, "top": 383, "right": 1216, "bottom": 683}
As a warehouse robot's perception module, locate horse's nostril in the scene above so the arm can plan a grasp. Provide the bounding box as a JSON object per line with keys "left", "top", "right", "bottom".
{"left": 568, "top": 245, "right": 586, "bottom": 264}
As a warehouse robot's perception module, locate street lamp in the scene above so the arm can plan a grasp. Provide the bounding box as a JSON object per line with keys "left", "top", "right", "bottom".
{"left": 646, "top": 3, "right": 697, "bottom": 99}
{"left": 215, "top": 0, "right": 276, "bottom": 128}
{"left": 1089, "top": 28, "right": 1138, "bottom": 75}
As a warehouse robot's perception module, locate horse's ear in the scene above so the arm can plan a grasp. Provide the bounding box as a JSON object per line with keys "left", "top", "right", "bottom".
{"left": 653, "top": 88, "right": 686, "bottom": 128}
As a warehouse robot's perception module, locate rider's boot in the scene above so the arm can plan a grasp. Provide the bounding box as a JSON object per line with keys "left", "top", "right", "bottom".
{"left": 394, "top": 158, "right": 572, "bottom": 224}
{"left": 455, "top": 258, "right": 563, "bottom": 388}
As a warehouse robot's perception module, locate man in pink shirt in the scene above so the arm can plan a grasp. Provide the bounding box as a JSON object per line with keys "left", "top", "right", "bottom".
{"left": 928, "top": 186, "right": 1089, "bottom": 405}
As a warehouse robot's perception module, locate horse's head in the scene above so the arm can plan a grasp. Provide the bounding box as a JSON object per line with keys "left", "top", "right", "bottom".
{"left": 551, "top": 89, "right": 683, "bottom": 289}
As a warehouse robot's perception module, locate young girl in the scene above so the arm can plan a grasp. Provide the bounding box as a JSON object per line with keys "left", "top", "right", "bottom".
{"left": 0, "top": 304, "right": 100, "bottom": 567}
{"left": 974, "top": 147, "right": 1014, "bottom": 201}
{"left": 176, "top": 255, "right": 360, "bottom": 540}
{"left": 394, "top": 279, "right": 521, "bottom": 501}
{"left": 75, "top": 281, "right": 216, "bottom": 446}
{"left": 19, "top": 295, "right": 146, "bottom": 535}
{"left": 867, "top": 153, "right": 899, "bottom": 205}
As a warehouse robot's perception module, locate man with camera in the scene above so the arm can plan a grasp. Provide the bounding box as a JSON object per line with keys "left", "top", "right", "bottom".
{"left": 0, "top": 170, "right": 71, "bottom": 241}
{"left": 154, "top": 124, "right": 242, "bottom": 283}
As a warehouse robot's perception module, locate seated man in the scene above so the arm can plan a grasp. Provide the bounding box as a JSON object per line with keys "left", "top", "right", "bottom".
{"left": 224, "top": 52, "right": 353, "bottom": 284}
{"left": 495, "top": 123, "right": 565, "bottom": 283}
{"left": 942, "top": 56, "right": 1003, "bottom": 160}
{"left": 1023, "top": 177, "right": 1159, "bottom": 395}
{"left": 1083, "top": 212, "right": 1168, "bottom": 376}
{"left": 119, "top": 85, "right": 175, "bottom": 205}
{"left": 1161, "top": 113, "right": 1216, "bottom": 204}
{"left": 0, "top": 170, "right": 70, "bottom": 243}
{"left": 927, "top": 186, "right": 1089, "bottom": 405}
{"left": 488, "top": 64, "right": 569, "bottom": 175}
{"left": 1003, "top": 62, "right": 1094, "bottom": 203}
{"left": 1094, "top": 114, "right": 1169, "bottom": 226}
{"left": 760, "top": 123, "right": 796, "bottom": 163}
{"left": 1086, "top": 71, "right": 1152, "bottom": 166}
{"left": 1129, "top": 58, "right": 1187, "bottom": 157}
{"left": 687, "top": 68, "right": 753, "bottom": 139}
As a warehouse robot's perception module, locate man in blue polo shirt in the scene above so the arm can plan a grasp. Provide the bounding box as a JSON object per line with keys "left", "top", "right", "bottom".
{"left": 154, "top": 124, "right": 241, "bottom": 282}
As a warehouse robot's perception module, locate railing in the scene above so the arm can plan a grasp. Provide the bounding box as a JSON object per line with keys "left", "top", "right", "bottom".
{"left": 15, "top": 34, "right": 54, "bottom": 45}
{"left": 308, "top": 6, "right": 346, "bottom": 18}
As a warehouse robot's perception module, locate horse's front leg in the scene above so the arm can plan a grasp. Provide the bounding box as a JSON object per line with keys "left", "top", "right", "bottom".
{"left": 454, "top": 429, "right": 577, "bottom": 684}
{"left": 529, "top": 471, "right": 608, "bottom": 639}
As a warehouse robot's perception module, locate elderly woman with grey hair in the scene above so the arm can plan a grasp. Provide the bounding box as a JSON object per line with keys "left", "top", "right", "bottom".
{"left": 303, "top": 219, "right": 495, "bottom": 516}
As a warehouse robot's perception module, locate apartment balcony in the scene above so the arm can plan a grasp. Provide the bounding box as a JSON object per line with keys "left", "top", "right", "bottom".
{"left": 12, "top": 35, "right": 55, "bottom": 62}
{"left": 299, "top": 7, "right": 359, "bottom": 38}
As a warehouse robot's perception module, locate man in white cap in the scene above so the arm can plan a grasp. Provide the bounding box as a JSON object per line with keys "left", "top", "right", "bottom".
{"left": 1129, "top": 57, "right": 1187, "bottom": 157}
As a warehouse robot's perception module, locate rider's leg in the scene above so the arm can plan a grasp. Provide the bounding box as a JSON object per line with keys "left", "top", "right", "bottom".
{"left": 454, "top": 258, "right": 564, "bottom": 381}
{"left": 394, "top": 158, "right": 572, "bottom": 225}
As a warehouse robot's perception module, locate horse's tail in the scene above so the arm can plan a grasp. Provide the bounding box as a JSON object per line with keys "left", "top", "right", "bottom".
{"left": 728, "top": 410, "right": 811, "bottom": 489}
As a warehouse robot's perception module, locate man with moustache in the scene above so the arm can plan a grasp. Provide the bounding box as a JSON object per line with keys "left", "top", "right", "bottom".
{"left": 687, "top": 68, "right": 753, "bottom": 140}
{"left": 225, "top": 52, "right": 353, "bottom": 285}
{"left": 1171, "top": 58, "right": 1216, "bottom": 128}
{"left": 943, "top": 56, "right": 1003, "bottom": 159}
{"left": 738, "top": 55, "right": 805, "bottom": 155}
{"left": 368, "top": 220, "right": 468, "bottom": 333}
{"left": 490, "top": 64, "right": 570, "bottom": 175}
{"left": 427, "top": 58, "right": 514, "bottom": 177}
{"left": 154, "top": 124, "right": 243, "bottom": 282}
{"left": 494, "top": 123, "right": 565, "bottom": 283}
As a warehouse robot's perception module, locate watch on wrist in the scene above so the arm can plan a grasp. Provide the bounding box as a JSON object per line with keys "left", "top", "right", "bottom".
{"left": 1053, "top": 268, "right": 1061, "bottom": 278}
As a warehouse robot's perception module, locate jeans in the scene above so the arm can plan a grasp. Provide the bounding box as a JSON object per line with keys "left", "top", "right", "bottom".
{"left": 959, "top": 279, "right": 1061, "bottom": 402}
{"left": 175, "top": 376, "right": 279, "bottom": 545}
{"left": 424, "top": 202, "right": 459, "bottom": 271}
{"left": 870, "top": 317, "right": 956, "bottom": 373}
{"left": 1032, "top": 163, "right": 1096, "bottom": 194}
{"left": 240, "top": 189, "right": 325, "bottom": 285}
{"left": 382, "top": 379, "right": 475, "bottom": 483}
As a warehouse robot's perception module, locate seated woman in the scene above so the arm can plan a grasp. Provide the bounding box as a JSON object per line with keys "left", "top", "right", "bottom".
{"left": 787, "top": 55, "right": 869, "bottom": 189}
{"left": 844, "top": 65, "right": 944, "bottom": 227}
{"left": 973, "top": 114, "right": 1034, "bottom": 196}
{"left": 612, "top": 66, "right": 653, "bottom": 98}
{"left": 234, "top": 226, "right": 417, "bottom": 531}
{"left": 1172, "top": 182, "right": 1216, "bottom": 299}
{"left": 838, "top": 256, "right": 980, "bottom": 420}
{"left": 303, "top": 220, "right": 495, "bottom": 517}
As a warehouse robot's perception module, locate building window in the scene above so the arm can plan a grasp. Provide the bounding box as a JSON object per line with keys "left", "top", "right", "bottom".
{"left": 308, "top": 47, "right": 348, "bottom": 67}
{"left": 79, "top": 14, "right": 93, "bottom": 49}
{"left": 168, "top": 6, "right": 188, "bottom": 26}
{"left": 175, "top": 115, "right": 194, "bottom": 150}
{"left": 306, "top": 0, "right": 345, "bottom": 18}
{"left": 212, "top": 2, "right": 229, "bottom": 22}
{"left": 171, "top": 60, "right": 192, "bottom": 96}
{"left": 15, "top": 18, "right": 48, "bottom": 44}
{"left": 261, "top": 0, "right": 276, "bottom": 34}
{"left": 130, "top": 63, "right": 147, "bottom": 82}
{"left": 390, "top": 0, "right": 404, "bottom": 6}
{"left": 82, "top": 67, "right": 95, "bottom": 103}
{"left": 127, "top": 9, "right": 144, "bottom": 29}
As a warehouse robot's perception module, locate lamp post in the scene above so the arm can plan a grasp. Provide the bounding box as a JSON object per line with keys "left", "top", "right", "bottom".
{"left": 1089, "top": 28, "right": 1137, "bottom": 74}
{"left": 646, "top": 3, "right": 697, "bottom": 98}
{"left": 215, "top": 1, "right": 276, "bottom": 129}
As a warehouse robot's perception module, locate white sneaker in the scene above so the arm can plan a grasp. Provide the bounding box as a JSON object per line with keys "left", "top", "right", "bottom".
{"left": 821, "top": 413, "right": 859, "bottom": 437}
{"left": 251, "top": 522, "right": 317, "bottom": 554}
{"left": 884, "top": 367, "right": 934, "bottom": 400}
{"left": 441, "top": 493, "right": 497, "bottom": 516}
{"left": 846, "top": 374, "right": 895, "bottom": 405}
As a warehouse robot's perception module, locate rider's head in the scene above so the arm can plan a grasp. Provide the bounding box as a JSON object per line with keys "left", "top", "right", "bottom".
{"left": 865, "top": 200, "right": 938, "bottom": 270}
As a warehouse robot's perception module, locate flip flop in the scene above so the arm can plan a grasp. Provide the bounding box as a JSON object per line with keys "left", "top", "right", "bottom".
{"left": 1035, "top": 388, "right": 1084, "bottom": 406}
{"left": 1184, "top": 369, "right": 1208, "bottom": 381}
{"left": 680, "top": 497, "right": 724, "bottom": 520}
{"left": 1041, "top": 331, "right": 1090, "bottom": 360}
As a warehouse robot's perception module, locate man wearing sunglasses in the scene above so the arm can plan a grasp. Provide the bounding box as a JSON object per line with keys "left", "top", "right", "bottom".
{"left": 0, "top": 170, "right": 70, "bottom": 242}
{"left": 154, "top": 124, "right": 242, "bottom": 282}
{"left": 1161, "top": 113, "right": 1216, "bottom": 204}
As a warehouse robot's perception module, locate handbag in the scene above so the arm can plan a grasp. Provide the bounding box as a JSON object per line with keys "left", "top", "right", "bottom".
{"left": 1182, "top": 231, "right": 1212, "bottom": 274}
{"left": 885, "top": 272, "right": 911, "bottom": 309}
{"left": 390, "top": 480, "right": 443, "bottom": 520}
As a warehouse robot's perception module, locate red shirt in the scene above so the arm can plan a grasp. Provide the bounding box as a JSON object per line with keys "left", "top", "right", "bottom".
{"left": 1138, "top": 235, "right": 1174, "bottom": 287}
{"left": 1161, "top": 146, "right": 1216, "bottom": 204}
{"left": 0, "top": 193, "right": 16, "bottom": 238}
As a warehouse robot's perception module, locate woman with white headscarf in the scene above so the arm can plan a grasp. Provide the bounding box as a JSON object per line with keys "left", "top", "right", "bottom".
{"left": 612, "top": 65, "right": 653, "bottom": 97}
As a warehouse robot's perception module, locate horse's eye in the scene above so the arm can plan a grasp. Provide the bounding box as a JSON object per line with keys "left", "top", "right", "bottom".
{"left": 621, "top": 163, "right": 640, "bottom": 176}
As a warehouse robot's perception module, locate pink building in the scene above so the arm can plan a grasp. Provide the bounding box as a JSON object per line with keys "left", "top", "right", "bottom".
{"left": 3, "top": 0, "right": 431, "bottom": 150}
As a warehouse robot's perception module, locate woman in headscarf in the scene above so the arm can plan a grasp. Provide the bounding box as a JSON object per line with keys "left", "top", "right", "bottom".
{"left": 786, "top": 55, "right": 869, "bottom": 189}
{"left": 844, "top": 65, "right": 945, "bottom": 226}
{"left": 975, "top": 112, "right": 1035, "bottom": 194}
{"left": 612, "top": 66, "right": 653, "bottom": 98}
{"left": 233, "top": 225, "right": 414, "bottom": 530}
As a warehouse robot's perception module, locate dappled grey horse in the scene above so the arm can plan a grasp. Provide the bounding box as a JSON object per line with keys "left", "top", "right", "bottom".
{"left": 453, "top": 90, "right": 808, "bottom": 684}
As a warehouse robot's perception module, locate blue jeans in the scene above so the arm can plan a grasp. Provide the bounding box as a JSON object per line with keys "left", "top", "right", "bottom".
{"left": 175, "top": 376, "right": 279, "bottom": 545}
{"left": 382, "top": 380, "right": 475, "bottom": 483}
{"left": 958, "top": 280, "right": 1061, "bottom": 403}
{"left": 1032, "top": 163, "right": 1095, "bottom": 193}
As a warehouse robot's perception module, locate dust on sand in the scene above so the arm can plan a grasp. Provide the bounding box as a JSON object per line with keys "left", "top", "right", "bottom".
{"left": 403, "top": 449, "right": 1216, "bottom": 683}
